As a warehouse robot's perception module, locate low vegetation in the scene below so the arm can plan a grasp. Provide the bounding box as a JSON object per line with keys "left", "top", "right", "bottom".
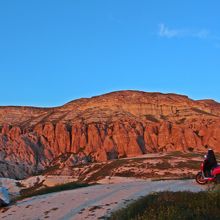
{"left": 77, "top": 151, "right": 210, "bottom": 182}
{"left": 85, "top": 159, "right": 129, "bottom": 182}
{"left": 14, "top": 182, "right": 90, "bottom": 202}
{"left": 109, "top": 188, "right": 220, "bottom": 220}
{"left": 33, "top": 151, "right": 220, "bottom": 183}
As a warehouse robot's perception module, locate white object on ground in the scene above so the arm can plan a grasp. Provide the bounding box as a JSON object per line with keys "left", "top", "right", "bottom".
{"left": 0, "top": 178, "right": 21, "bottom": 197}
{"left": 0, "top": 186, "right": 10, "bottom": 205}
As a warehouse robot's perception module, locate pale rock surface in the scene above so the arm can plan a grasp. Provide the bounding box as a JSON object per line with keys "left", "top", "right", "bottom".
{"left": 0, "top": 186, "right": 10, "bottom": 206}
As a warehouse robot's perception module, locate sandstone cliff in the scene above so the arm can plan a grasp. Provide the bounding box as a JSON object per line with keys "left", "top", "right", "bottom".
{"left": 0, "top": 90, "right": 220, "bottom": 178}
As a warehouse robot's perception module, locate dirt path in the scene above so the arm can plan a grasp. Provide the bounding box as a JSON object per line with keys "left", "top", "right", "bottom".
{"left": 0, "top": 179, "right": 205, "bottom": 220}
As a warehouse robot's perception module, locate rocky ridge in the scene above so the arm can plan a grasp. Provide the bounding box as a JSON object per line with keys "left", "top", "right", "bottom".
{"left": 0, "top": 90, "right": 220, "bottom": 178}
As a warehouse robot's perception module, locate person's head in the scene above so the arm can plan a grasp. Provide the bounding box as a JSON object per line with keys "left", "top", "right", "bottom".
{"left": 208, "top": 149, "right": 214, "bottom": 156}
{"left": 207, "top": 149, "right": 217, "bottom": 163}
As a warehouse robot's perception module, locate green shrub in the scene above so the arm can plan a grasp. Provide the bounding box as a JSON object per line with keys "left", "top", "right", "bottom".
{"left": 109, "top": 191, "right": 220, "bottom": 220}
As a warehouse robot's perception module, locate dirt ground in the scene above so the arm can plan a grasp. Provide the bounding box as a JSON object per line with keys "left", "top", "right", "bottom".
{"left": 0, "top": 179, "right": 205, "bottom": 220}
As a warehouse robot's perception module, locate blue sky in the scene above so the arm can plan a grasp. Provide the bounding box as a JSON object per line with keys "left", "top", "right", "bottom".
{"left": 0, "top": 0, "right": 220, "bottom": 106}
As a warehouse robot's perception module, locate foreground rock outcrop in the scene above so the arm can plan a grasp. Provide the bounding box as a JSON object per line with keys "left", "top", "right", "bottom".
{"left": 0, "top": 90, "right": 220, "bottom": 178}
{"left": 0, "top": 186, "right": 10, "bottom": 206}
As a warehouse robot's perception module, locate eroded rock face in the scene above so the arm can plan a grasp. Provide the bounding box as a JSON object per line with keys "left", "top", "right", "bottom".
{"left": 9, "top": 126, "right": 21, "bottom": 140}
{"left": 0, "top": 90, "right": 220, "bottom": 178}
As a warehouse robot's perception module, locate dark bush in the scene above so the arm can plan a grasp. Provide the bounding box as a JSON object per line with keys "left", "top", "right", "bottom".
{"left": 109, "top": 190, "right": 220, "bottom": 220}
{"left": 15, "top": 182, "right": 90, "bottom": 201}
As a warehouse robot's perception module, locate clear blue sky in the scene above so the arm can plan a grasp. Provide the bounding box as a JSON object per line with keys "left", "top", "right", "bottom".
{"left": 1, "top": 0, "right": 220, "bottom": 107}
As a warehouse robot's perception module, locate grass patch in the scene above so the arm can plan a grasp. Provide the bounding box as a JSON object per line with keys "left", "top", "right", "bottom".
{"left": 152, "top": 161, "right": 172, "bottom": 169}
{"left": 15, "top": 182, "right": 90, "bottom": 201}
{"left": 166, "top": 151, "right": 200, "bottom": 158}
{"left": 165, "top": 151, "right": 220, "bottom": 161}
{"left": 114, "top": 170, "right": 137, "bottom": 178}
{"left": 85, "top": 159, "right": 128, "bottom": 182}
{"left": 175, "top": 160, "right": 200, "bottom": 170}
{"left": 109, "top": 190, "right": 220, "bottom": 220}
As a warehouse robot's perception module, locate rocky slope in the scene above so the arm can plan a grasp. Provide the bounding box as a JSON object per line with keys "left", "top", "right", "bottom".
{"left": 0, "top": 90, "right": 220, "bottom": 179}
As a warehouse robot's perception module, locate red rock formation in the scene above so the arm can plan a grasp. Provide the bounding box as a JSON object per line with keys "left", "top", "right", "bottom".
{"left": 1, "top": 124, "right": 10, "bottom": 135}
{"left": 9, "top": 126, "right": 21, "bottom": 140}
{"left": 0, "top": 90, "right": 220, "bottom": 178}
{"left": 55, "top": 122, "right": 70, "bottom": 154}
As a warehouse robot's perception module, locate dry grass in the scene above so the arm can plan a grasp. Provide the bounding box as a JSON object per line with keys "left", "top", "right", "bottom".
{"left": 14, "top": 182, "right": 90, "bottom": 202}
{"left": 109, "top": 190, "right": 220, "bottom": 220}
{"left": 34, "top": 151, "right": 210, "bottom": 183}
{"left": 79, "top": 151, "right": 205, "bottom": 182}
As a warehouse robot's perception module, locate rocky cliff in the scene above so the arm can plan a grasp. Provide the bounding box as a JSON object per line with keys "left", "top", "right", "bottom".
{"left": 0, "top": 90, "right": 220, "bottom": 178}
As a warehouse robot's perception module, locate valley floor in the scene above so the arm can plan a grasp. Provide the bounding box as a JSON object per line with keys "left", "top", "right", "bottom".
{"left": 0, "top": 178, "right": 205, "bottom": 220}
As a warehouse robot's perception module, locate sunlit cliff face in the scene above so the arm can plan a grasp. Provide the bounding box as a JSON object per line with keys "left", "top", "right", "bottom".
{"left": 0, "top": 90, "right": 220, "bottom": 178}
